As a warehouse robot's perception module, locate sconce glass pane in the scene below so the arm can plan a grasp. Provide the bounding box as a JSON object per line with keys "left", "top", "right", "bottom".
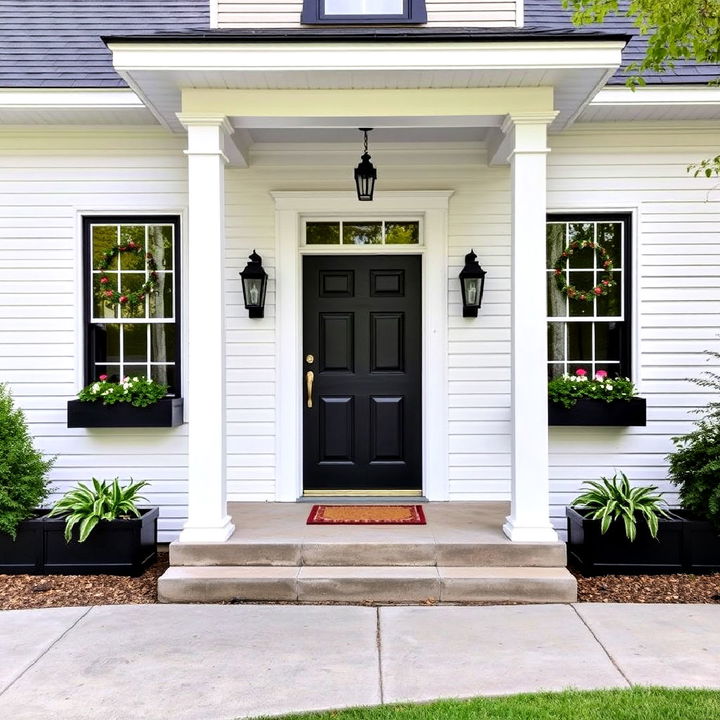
{"left": 386, "top": 221, "right": 419, "bottom": 244}
{"left": 243, "top": 278, "right": 264, "bottom": 307}
{"left": 463, "top": 277, "right": 481, "bottom": 307}
{"left": 306, "top": 222, "right": 340, "bottom": 245}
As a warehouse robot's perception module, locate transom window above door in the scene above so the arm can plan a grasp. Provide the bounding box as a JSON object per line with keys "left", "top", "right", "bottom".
{"left": 546, "top": 215, "right": 631, "bottom": 380}
{"left": 305, "top": 220, "right": 420, "bottom": 246}
{"left": 301, "top": 0, "right": 427, "bottom": 23}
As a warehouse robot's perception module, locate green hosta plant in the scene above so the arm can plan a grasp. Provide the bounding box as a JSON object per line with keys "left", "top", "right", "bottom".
{"left": 48, "top": 478, "right": 150, "bottom": 542}
{"left": 549, "top": 369, "right": 637, "bottom": 409}
{"left": 77, "top": 375, "right": 167, "bottom": 408}
{"left": 572, "top": 471, "right": 670, "bottom": 541}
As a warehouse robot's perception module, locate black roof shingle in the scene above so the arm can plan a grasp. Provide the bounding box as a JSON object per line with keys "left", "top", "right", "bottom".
{"left": 0, "top": 0, "right": 715, "bottom": 89}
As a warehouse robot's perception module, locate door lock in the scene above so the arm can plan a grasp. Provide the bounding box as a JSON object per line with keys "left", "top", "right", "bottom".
{"left": 305, "top": 354, "right": 314, "bottom": 364}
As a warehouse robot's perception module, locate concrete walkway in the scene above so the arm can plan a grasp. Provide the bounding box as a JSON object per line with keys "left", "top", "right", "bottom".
{"left": 1, "top": 603, "right": 719, "bottom": 720}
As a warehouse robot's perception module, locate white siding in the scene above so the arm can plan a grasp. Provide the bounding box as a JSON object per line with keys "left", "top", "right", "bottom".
{"left": 2, "top": 123, "right": 719, "bottom": 541}
{"left": 0, "top": 128, "right": 189, "bottom": 542}
{"left": 216, "top": 0, "right": 518, "bottom": 28}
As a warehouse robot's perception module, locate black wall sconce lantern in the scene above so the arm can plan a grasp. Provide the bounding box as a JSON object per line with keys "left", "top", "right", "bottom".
{"left": 354, "top": 128, "right": 377, "bottom": 201}
{"left": 459, "top": 250, "right": 487, "bottom": 317}
{"left": 239, "top": 250, "right": 268, "bottom": 318}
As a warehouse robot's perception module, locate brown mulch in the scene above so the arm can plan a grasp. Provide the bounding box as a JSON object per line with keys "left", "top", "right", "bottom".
{"left": 0, "top": 552, "right": 169, "bottom": 611}
{"left": 572, "top": 567, "right": 720, "bottom": 604}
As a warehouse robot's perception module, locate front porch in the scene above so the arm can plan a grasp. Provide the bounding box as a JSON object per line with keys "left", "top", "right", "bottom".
{"left": 159, "top": 502, "right": 576, "bottom": 603}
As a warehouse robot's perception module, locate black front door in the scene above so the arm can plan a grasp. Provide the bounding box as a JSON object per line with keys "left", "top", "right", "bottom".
{"left": 303, "top": 255, "right": 422, "bottom": 492}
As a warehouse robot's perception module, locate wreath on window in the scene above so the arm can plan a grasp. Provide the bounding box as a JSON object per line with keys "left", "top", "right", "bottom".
{"left": 553, "top": 239, "right": 616, "bottom": 303}
{"left": 96, "top": 241, "right": 159, "bottom": 309}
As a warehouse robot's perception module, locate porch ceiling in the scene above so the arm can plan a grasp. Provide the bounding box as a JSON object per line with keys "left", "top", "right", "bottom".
{"left": 107, "top": 39, "right": 625, "bottom": 136}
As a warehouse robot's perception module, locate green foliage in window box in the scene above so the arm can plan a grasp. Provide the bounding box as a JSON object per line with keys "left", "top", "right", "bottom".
{"left": 77, "top": 375, "right": 167, "bottom": 408}
{"left": 572, "top": 471, "right": 669, "bottom": 541}
{"left": 667, "top": 347, "right": 720, "bottom": 530}
{"left": 0, "top": 383, "right": 55, "bottom": 539}
{"left": 48, "top": 477, "right": 150, "bottom": 542}
{"left": 548, "top": 369, "right": 637, "bottom": 409}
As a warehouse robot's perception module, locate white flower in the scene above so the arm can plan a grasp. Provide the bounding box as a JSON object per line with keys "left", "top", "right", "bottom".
{"left": 91, "top": 382, "right": 100, "bottom": 393}
{"left": 133, "top": 376, "right": 139, "bottom": 382}
{"left": 606, "top": 384, "right": 614, "bottom": 391}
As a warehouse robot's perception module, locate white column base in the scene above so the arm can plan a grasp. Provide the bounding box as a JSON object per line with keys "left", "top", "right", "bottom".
{"left": 503, "top": 517, "right": 559, "bottom": 543}
{"left": 178, "top": 516, "right": 235, "bottom": 543}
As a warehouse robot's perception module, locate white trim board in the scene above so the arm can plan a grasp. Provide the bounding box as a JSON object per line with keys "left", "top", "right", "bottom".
{"left": 272, "top": 191, "right": 452, "bottom": 501}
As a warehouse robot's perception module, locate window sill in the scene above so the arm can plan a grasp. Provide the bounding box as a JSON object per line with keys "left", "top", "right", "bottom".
{"left": 548, "top": 397, "right": 647, "bottom": 427}
{"left": 67, "top": 398, "right": 184, "bottom": 428}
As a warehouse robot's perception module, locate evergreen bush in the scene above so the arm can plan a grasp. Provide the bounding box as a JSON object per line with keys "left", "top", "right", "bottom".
{"left": 0, "top": 383, "right": 54, "bottom": 539}
{"left": 667, "top": 347, "right": 720, "bottom": 529}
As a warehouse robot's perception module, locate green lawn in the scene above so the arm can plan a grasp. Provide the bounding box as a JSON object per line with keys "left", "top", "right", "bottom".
{"left": 258, "top": 688, "right": 720, "bottom": 720}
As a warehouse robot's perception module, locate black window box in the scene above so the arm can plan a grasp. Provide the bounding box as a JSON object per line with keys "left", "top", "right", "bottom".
{"left": 567, "top": 506, "right": 684, "bottom": 575}
{"left": 674, "top": 509, "right": 720, "bottom": 573}
{"left": 67, "top": 398, "right": 183, "bottom": 428}
{"left": 43, "top": 507, "right": 158, "bottom": 577}
{"left": 0, "top": 509, "right": 50, "bottom": 575}
{"left": 549, "top": 397, "right": 647, "bottom": 426}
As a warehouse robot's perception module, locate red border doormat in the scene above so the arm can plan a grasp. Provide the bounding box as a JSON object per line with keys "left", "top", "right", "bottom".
{"left": 306, "top": 505, "right": 427, "bottom": 525}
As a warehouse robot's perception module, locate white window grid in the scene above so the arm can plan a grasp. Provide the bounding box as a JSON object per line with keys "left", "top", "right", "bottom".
{"left": 90, "top": 222, "right": 176, "bottom": 382}
{"left": 546, "top": 220, "right": 625, "bottom": 378}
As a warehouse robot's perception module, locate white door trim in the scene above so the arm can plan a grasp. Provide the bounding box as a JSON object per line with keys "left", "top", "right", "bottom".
{"left": 272, "top": 191, "right": 452, "bottom": 501}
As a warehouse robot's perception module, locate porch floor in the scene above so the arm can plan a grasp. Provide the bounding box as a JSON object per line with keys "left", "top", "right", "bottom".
{"left": 160, "top": 502, "right": 575, "bottom": 604}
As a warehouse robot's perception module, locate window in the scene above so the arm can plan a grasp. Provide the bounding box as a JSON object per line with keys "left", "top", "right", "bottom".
{"left": 301, "top": 0, "right": 427, "bottom": 24}
{"left": 546, "top": 214, "right": 631, "bottom": 380}
{"left": 305, "top": 219, "right": 420, "bottom": 245}
{"left": 83, "top": 216, "right": 181, "bottom": 396}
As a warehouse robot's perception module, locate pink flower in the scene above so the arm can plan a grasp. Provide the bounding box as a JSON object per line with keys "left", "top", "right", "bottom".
{"left": 98, "top": 374, "right": 108, "bottom": 381}
{"left": 595, "top": 370, "right": 608, "bottom": 379}
{"left": 593, "top": 287, "right": 602, "bottom": 295}
{"left": 575, "top": 369, "right": 587, "bottom": 377}
{"left": 99, "top": 276, "right": 109, "bottom": 285}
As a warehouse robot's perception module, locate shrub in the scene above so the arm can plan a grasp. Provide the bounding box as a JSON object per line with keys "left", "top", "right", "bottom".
{"left": 666, "top": 346, "right": 720, "bottom": 529}
{"left": 572, "top": 471, "right": 669, "bottom": 541}
{"left": 667, "top": 420, "right": 720, "bottom": 529}
{"left": 48, "top": 477, "right": 149, "bottom": 542}
{"left": 0, "top": 383, "right": 55, "bottom": 539}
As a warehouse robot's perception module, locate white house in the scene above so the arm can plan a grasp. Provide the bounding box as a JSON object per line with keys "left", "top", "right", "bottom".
{"left": 1, "top": 0, "right": 719, "bottom": 602}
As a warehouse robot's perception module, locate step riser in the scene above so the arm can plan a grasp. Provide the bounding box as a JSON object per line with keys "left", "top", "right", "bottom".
{"left": 158, "top": 569, "right": 577, "bottom": 604}
{"left": 158, "top": 578, "right": 576, "bottom": 604}
{"left": 170, "top": 543, "right": 567, "bottom": 568}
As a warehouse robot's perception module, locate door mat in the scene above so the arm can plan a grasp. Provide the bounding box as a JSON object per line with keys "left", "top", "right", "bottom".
{"left": 307, "top": 505, "right": 426, "bottom": 525}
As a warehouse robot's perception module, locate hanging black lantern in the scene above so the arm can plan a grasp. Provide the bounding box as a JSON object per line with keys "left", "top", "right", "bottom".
{"left": 354, "top": 128, "right": 377, "bottom": 201}
{"left": 239, "top": 250, "right": 268, "bottom": 319}
{"left": 459, "top": 250, "right": 487, "bottom": 318}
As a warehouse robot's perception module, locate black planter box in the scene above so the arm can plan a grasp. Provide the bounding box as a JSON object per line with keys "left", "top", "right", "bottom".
{"left": 43, "top": 507, "right": 158, "bottom": 576}
{"left": 674, "top": 509, "right": 720, "bottom": 573}
{"left": 67, "top": 398, "right": 183, "bottom": 428}
{"left": 0, "top": 510, "right": 49, "bottom": 575}
{"left": 549, "top": 397, "right": 647, "bottom": 426}
{"left": 567, "top": 506, "right": 683, "bottom": 575}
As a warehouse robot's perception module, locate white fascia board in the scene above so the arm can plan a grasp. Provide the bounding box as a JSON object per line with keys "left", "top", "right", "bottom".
{"left": 591, "top": 85, "right": 720, "bottom": 107}
{"left": 108, "top": 40, "right": 626, "bottom": 74}
{"left": 0, "top": 89, "right": 144, "bottom": 109}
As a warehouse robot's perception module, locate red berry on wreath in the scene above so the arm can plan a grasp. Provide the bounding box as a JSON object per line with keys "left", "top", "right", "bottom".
{"left": 104, "top": 290, "right": 113, "bottom": 298}
{"left": 555, "top": 269, "right": 562, "bottom": 276}
{"left": 593, "top": 287, "right": 602, "bottom": 295}
{"left": 100, "top": 276, "right": 109, "bottom": 284}
{"left": 579, "top": 294, "right": 586, "bottom": 301}
{"left": 128, "top": 241, "right": 136, "bottom": 249}
{"left": 119, "top": 296, "right": 128, "bottom": 304}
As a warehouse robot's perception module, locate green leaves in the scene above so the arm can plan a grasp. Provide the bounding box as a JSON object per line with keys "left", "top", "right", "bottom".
{"left": 572, "top": 471, "right": 669, "bottom": 541}
{"left": 548, "top": 373, "right": 637, "bottom": 409}
{"left": 48, "top": 477, "right": 149, "bottom": 543}
{"left": 77, "top": 376, "right": 168, "bottom": 408}
{"left": 0, "top": 383, "right": 55, "bottom": 539}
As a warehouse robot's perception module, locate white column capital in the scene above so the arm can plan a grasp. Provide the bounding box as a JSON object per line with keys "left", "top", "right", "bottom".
{"left": 178, "top": 114, "right": 234, "bottom": 162}
{"left": 489, "top": 111, "right": 558, "bottom": 165}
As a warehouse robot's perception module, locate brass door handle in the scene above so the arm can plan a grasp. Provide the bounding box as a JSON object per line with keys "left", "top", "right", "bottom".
{"left": 306, "top": 370, "right": 314, "bottom": 408}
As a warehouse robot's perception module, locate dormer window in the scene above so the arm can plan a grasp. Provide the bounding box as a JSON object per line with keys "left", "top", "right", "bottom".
{"left": 301, "top": 0, "right": 427, "bottom": 24}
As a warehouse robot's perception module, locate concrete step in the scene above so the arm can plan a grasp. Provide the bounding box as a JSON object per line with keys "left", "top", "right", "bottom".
{"left": 169, "top": 541, "right": 567, "bottom": 568}
{"left": 158, "top": 566, "right": 577, "bottom": 604}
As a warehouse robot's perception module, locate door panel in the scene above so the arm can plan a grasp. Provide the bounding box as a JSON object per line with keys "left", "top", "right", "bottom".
{"left": 303, "top": 254, "right": 422, "bottom": 492}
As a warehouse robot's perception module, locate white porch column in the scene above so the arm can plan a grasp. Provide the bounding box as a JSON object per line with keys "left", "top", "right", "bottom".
{"left": 502, "top": 113, "right": 559, "bottom": 543}
{"left": 178, "top": 116, "right": 235, "bottom": 542}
